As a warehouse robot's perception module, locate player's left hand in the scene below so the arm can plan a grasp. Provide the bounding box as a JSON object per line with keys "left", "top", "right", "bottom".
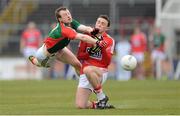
{"left": 91, "top": 28, "right": 99, "bottom": 36}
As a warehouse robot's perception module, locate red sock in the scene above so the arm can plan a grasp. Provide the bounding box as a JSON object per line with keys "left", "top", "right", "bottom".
{"left": 94, "top": 84, "right": 102, "bottom": 94}
{"left": 32, "top": 57, "right": 36, "bottom": 65}
{"left": 91, "top": 101, "right": 96, "bottom": 109}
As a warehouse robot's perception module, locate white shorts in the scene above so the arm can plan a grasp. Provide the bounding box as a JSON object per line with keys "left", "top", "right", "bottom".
{"left": 151, "top": 50, "right": 166, "bottom": 61}
{"left": 132, "top": 52, "right": 144, "bottom": 63}
{"left": 23, "top": 47, "right": 38, "bottom": 58}
{"left": 35, "top": 44, "right": 65, "bottom": 67}
{"left": 78, "top": 72, "right": 108, "bottom": 91}
{"left": 35, "top": 44, "right": 54, "bottom": 66}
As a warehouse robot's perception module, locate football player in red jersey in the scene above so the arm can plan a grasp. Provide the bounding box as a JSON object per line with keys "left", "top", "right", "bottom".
{"left": 75, "top": 15, "right": 115, "bottom": 109}
{"left": 130, "top": 26, "right": 147, "bottom": 80}
{"left": 29, "top": 7, "right": 107, "bottom": 75}
{"left": 20, "top": 22, "right": 42, "bottom": 78}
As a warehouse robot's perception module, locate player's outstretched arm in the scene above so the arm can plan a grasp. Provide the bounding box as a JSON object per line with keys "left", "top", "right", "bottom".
{"left": 75, "top": 33, "right": 97, "bottom": 46}
{"left": 75, "top": 33, "right": 108, "bottom": 48}
{"left": 77, "top": 25, "right": 93, "bottom": 34}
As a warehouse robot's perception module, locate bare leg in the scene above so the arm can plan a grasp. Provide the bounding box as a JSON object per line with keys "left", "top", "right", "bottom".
{"left": 83, "top": 66, "right": 102, "bottom": 89}
{"left": 75, "top": 87, "right": 93, "bottom": 109}
{"left": 56, "top": 47, "right": 82, "bottom": 75}
{"left": 83, "top": 66, "right": 106, "bottom": 101}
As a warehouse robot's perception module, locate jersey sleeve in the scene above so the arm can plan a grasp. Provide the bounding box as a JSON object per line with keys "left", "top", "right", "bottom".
{"left": 62, "top": 26, "right": 77, "bottom": 40}
{"left": 71, "top": 19, "right": 81, "bottom": 30}
{"left": 101, "top": 38, "right": 114, "bottom": 66}
{"left": 105, "top": 35, "right": 115, "bottom": 54}
{"left": 107, "top": 39, "right": 115, "bottom": 54}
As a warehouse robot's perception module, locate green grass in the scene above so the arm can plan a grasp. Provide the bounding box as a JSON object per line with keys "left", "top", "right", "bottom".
{"left": 0, "top": 80, "right": 180, "bottom": 115}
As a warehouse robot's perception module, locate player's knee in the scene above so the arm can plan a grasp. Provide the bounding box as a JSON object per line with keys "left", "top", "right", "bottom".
{"left": 83, "top": 66, "right": 103, "bottom": 77}
{"left": 83, "top": 66, "right": 93, "bottom": 75}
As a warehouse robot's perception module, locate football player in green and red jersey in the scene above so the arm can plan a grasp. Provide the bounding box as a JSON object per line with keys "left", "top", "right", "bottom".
{"left": 29, "top": 7, "right": 107, "bottom": 75}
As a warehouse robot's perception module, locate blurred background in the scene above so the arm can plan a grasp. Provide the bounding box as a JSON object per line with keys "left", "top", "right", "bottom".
{"left": 0, "top": 0, "right": 179, "bottom": 80}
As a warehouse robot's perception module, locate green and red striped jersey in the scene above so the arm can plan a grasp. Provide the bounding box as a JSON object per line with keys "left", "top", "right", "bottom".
{"left": 44, "top": 19, "right": 80, "bottom": 54}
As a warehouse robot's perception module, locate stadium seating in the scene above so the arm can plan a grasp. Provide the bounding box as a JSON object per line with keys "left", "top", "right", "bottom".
{"left": 0, "top": 0, "right": 155, "bottom": 56}
{"left": 0, "top": 0, "right": 38, "bottom": 55}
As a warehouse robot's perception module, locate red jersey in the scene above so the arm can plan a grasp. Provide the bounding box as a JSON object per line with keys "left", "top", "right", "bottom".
{"left": 77, "top": 32, "right": 115, "bottom": 74}
{"left": 21, "top": 29, "right": 42, "bottom": 48}
{"left": 130, "top": 32, "right": 147, "bottom": 53}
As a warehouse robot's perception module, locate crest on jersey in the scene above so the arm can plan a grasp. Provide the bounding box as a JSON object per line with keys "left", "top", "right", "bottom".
{"left": 86, "top": 47, "right": 102, "bottom": 60}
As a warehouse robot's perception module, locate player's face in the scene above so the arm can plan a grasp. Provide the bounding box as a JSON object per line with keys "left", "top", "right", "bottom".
{"left": 95, "top": 18, "right": 108, "bottom": 33}
{"left": 59, "top": 9, "right": 72, "bottom": 23}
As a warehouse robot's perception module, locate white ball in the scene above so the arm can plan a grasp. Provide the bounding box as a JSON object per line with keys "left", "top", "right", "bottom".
{"left": 120, "top": 55, "right": 137, "bottom": 71}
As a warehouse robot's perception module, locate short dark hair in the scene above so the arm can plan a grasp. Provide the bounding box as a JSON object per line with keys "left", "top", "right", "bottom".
{"left": 98, "top": 15, "right": 110, "bottom": 27}
{"left": 55, "top": 6, "right": 68, "bottom": 22}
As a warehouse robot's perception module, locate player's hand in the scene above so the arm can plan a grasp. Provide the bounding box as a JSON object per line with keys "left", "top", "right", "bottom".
{"left": 91, "top": 28, "right": 99, "bottom": 36}
{"left": 96, "top": 40, "right": 107, "bottom": 48}
{"left": 86, "top": 26, "right": 93, "bottom": 33}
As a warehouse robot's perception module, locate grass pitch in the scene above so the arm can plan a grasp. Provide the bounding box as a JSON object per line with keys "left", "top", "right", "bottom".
{"left": 0, "top": 79, "right": 180, "bottom": 115}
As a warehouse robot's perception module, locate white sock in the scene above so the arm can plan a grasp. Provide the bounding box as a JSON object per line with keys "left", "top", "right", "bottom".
{"left": 96, "top": 91, "right": 106, "bottom": 101}
{"left": 35, "top": 45, "right": 48, "bottom": 65}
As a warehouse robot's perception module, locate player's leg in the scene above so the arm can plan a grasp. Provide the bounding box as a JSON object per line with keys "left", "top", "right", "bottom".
{"left": 132, "top": 52, "right": 145, "bottom": 80}
{"left": 76, "top": 74, "right": 97, "bottom": 109}
{"left": 56, "top": 47, "right": 82, "bottom": 75}
{"left": 29, "top": 44, "right": 52, "bottom": 67}
{"left": 77, "top": 72, "right": 115, "bottom": 109}
{"left": 27, "top": 48, "right": 38, "bottom": 72}
{"left": 75, "top": 87, "right": 92, "bottom": 109}
{"left": 83, "top": 66, "right": 110, "bottom": 108}
{"left": 23, "top": 47, "right": 39, "bottom": 78}
{"left": 151, "top": 50, "right": 157, "bottom": 78}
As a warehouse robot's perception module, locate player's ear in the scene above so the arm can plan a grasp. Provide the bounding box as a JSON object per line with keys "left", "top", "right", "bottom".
{"left": 58, "top": 17, "right": 62, "bottom": 22}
